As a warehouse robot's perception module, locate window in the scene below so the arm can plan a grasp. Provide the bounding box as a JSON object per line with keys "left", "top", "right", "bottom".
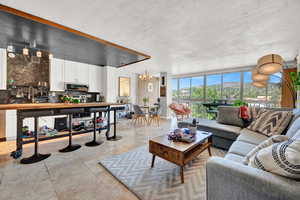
{"left": 268, "top": 73, "right": 281, "bottom": 107}
{"left": 179, "top": 78, "right": 191, "bottom": 99}
{"left": 191, "top": 76, "right": 204, "bottom": 100}
{"left": 172, "top": 79, "right": 178, "bottom": 99}
{"left": 223, "top": 72, "right": 241, "bottom": 100}
{"left": 206, "top": 74, "right": 221, "bottom": 101}
{"left": 243, "top": 71, "right": 267, "bottom": 104}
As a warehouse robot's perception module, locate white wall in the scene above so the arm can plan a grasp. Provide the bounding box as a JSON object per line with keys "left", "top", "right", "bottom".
{"left": 102, "top": 66, "right": 137, "bottom": 104}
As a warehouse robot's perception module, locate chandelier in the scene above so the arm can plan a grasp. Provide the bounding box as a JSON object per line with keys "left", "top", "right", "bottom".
{"left": 138, "top": 70, "right": 153, "bottom": 80}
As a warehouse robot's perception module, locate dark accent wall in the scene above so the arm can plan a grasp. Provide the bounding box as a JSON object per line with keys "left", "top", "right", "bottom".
{"left": 7, "top": 54, "right": 49, "bottom": 86}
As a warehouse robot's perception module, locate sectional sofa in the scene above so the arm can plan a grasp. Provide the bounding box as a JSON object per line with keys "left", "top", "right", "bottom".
{"left": 178, "top": 106, "right": 300, "bottom": 200}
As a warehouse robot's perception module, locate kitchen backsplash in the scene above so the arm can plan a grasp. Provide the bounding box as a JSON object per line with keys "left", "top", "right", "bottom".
{"left": 7, "top": 54, "right": 49, "bottom": 86}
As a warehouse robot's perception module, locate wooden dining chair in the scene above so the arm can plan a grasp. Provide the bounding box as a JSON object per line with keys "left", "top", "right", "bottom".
{"left": 148, "top": 106, "right": 161, "bottom": 127}
{"left": 133, "top": 105, "right": 148, "bottom": 125}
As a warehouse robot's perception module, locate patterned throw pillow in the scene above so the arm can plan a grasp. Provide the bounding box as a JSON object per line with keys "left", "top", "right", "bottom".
{"left": 243, "top": 135, "right": 288, "bottom": 165}
{"left": 249, "top": 138, "right": 300, "bottom": 180}
{"left": 247, "top": 109, "right": 293, "bottom": 136}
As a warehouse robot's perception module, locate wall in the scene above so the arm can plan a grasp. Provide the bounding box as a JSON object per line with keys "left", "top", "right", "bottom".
{"left": 102, "top": 66, "right": 137, "bottom": 104}
{"left": 137, "top": 77, "right": 160, "bottom": 106}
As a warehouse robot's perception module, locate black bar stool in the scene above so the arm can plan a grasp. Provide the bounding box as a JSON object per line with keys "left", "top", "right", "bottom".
{"left": 85, "top": 107, "right": 106, "bottom": 147}
{"left": 59, "top": 108, "right": 84, "bottom": 152}
{"left": 20, "top": 117, "right": 51, "bottom": 164}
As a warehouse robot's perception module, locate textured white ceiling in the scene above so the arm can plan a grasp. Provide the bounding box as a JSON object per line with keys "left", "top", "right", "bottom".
{"left": 1, "top": 0, "right": 300, "bottom": 75}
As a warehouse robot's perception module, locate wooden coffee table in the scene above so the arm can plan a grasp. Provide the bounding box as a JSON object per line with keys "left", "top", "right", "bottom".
{"left": 149, "top": 131, "right": 212, "bottom": 183}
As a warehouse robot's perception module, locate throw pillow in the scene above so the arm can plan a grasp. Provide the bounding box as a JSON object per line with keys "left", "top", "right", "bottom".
{"left": 248, "top": 106, "right": 260, "bottom": 121}
{"left": 292, "top": 129, "right": 300, "bottom": 140}
{"left": 286, "top": 115, "right": 300, "bottom": 138}
{"left": 217, "top": 106, "right": 244, "bottom": 127}
{"left": 249, "top": 138, "right": 300, "bottom": 180}
{"left": 243, "top": 135, "right": 288, "bottom": 165}
{"left": 247, "top": 109, "right": 293, "bottom": 136}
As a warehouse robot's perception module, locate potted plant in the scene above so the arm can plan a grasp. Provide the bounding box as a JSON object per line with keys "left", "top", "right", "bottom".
{"left": 142, "top": 97, "right": 149, "bottom": 106}
{"left": 290, "top": 71, "right": 300, "bottom": 107}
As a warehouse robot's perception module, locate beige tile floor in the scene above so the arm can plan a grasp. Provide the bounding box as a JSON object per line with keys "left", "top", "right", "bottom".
{"left": 0, "top": 119, "right": 170, "bottom": 200}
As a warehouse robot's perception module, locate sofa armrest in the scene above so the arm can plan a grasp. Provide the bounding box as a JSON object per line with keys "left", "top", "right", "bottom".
{"left": 206, "top": 157, "right": 300, "bottom": 200}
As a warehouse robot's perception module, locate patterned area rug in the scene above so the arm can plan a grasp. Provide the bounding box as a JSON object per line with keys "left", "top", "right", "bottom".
{"left": 99, "top": 145, "right": 225, "bottom": 200}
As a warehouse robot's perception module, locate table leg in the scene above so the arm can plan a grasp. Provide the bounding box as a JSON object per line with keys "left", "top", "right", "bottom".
{"left": 208, "top": 146, "right": 212, "bottom": 156}
{"left": 151, "top": 155, "right": 156, "bottom": 168}
{"left": 180, "top": 166, "right": 184, "bottom": 184}
{"left": 107, "top": 108, "right": 122, "bottom": 141}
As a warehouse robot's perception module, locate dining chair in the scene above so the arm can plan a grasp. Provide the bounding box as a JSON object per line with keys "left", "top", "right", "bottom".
{"left": 149, "top": 106, "right": 161, "bottom": 127}
{"left": 133, "top": 105, "right": 148, "bottom": 125}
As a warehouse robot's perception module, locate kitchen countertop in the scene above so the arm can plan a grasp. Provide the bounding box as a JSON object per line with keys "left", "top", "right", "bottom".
{"left": 0, "top": 102, "right": 123, "bottom": 110}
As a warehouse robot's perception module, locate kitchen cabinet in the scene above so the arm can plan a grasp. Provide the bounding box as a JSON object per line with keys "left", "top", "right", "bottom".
{"left": 5, "top": 110, "right": 17, "bottom": 140}
{"left": 50, "top": 58, "right": 65, "bottom": 91}
{"left": 0, "top": 48, "right": 7, "bottom": 90}
{"left": 64, "top": 60, "right": 79, "bottom": 83}
{"left": 64, "top": 60, "right": 89, "bottom": 84}
{"left": 88, "top": 64, "right": 102, "bottom": 92}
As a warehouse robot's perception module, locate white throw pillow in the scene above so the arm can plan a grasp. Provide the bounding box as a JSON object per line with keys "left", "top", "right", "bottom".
{"left": 249, "top": 138, "right": 300, "bottom": 180}
{"left": 243, "top": 135, "right": 288, "bottom": 165}
{"left": 286, "top": 116, "right": 300, "bottom": 138}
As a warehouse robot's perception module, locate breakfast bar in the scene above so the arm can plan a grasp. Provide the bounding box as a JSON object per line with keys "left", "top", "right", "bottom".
{"left": 0, "top": 102, "right": 124, "bottom": 164}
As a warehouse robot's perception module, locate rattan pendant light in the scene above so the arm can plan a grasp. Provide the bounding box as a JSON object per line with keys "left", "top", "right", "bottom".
{"left": 257, "top": 54, "right": 283, "bottom": 75}
{"left": 252, "top": 68, "right": 269, "bottom": 81}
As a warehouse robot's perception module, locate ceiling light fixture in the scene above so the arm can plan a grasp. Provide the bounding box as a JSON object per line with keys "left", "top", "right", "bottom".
{"left": 257, "top": 54, "right": 283, "bottom": 75}
{"left": 8, "top": 52, "right": 15, "bottom": 58}
{"left": 23, "top": 47, "right": 29, "bottom": 56}
{"left": 139, "top": 70, "right": 153, "bottom": 81}
{"left": 252, "top": 68, "right": 269, "bottom": 82}
{"left": 36, "top": 50, "right": 42, "bottom": 58}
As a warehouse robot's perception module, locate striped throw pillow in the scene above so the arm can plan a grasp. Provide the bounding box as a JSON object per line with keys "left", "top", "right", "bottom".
{"left": 249, "top": 138, "right": 300, "bottom": 180}
{"left": 247, "top": 109, "right": 293, "bottom": 136}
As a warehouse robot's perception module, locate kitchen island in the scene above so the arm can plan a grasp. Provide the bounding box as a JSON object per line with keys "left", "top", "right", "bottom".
{"left": 0, "top": 102, "right": 125, "bottom": 164}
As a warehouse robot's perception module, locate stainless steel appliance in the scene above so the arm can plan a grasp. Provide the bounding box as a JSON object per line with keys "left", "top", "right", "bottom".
{"left": 65, "top": 83, "right": 89, "bottom": 92}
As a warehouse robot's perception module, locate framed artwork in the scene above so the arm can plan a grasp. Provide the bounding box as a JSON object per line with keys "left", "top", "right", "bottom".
{"left": 148, "top": 82, "right": 153, "bottom": 92}
{"left": 119, "top": 77, "right": 131, "bottom": 97}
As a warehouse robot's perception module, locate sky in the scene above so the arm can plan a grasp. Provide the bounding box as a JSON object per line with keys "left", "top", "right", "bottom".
{"left": 172, "top": 71, "right": 281, "bottom": 90}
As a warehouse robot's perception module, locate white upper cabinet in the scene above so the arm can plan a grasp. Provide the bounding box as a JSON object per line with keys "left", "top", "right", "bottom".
{"left": 64, "top": 60, "right": 89, "bottom": 84}
{"left": 50, "top": 58, "right": 65, "bottom": 91}
{"left": 64, "top": 60, "right": 79, "bottom": 83}
{"left": 89, "top": 64, "right": 102, "bottom": 92}
{"left": 0, "top": 48, "right": 7, "bottom": 90}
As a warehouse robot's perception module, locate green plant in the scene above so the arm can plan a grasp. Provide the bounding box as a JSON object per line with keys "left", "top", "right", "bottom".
{"left": 142, "top": 97, "right": 149, "bottom": 104}
{"left": 290, "top": 72, "right": 300, "bottom": 92}
{"left": 233, "top": 99, "right": 247, "bottom": 107}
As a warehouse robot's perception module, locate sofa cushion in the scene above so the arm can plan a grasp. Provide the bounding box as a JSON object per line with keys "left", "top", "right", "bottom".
{"left": 228, "top": 141, "right": 257, "bottom": 156}
{"left": 249, "top": 138, "right": 300, "bottom": 180}
{"left": 243, "top": 135, "right": 289, "bottom": 165}
{"left": 247, "top": 109, "right": 293, "bottom": 136}
{"left": 224, "top": 153, "right": 244, "bottom": 164}
{"left": 198, "top": 119, "right": 241, "bottom": 134}
{"left": 237, "top": 129, "right": 269, "bottom": 145}
{"left": 217, "top": 106, "right": 244, "bottom": 127}
{"left": 286, "top": 115, "right": 300, "bottom": 138}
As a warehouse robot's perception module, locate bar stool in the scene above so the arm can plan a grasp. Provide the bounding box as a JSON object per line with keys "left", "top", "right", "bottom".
{"left": 59, "top": 108, "right": 84, "bottom": 152}
{"left": 20, "top": 116, "right": 51, "bottom": 164}
{"left": 85, "top": 107, "right": 106, "bottom": 147}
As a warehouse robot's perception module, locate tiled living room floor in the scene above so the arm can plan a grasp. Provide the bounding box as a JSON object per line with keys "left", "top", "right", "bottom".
{"left": 0, "top": 120, "right": 170, "bottom": 200}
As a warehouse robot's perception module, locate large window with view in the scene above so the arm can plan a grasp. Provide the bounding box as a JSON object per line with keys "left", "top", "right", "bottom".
{"left": 172, "top": 69, "right": 282, "bottom": 119}
{"left": 206, "top": 74, "right": 222, "bottom": 101}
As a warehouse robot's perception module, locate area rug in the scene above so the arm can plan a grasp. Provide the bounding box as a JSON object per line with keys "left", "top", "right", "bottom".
{"left": 99, "top": 145, "right": 225, "bottom": 200}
